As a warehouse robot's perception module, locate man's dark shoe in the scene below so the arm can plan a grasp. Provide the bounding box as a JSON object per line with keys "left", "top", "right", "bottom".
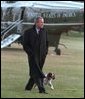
{"left": 39, "top": 91, "right": 48, "bottom": 94}
{"left": 25, "top": 88, "right": 31, "bottom": 91}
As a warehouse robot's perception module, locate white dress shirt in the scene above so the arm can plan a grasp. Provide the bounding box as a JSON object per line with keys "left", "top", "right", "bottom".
{"left": 36, "top": 27, "right": 40, "bottom": 34}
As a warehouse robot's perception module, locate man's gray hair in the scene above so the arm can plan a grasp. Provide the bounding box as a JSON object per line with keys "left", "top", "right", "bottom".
{"left": 34, "top": 16, "right": 44, "bottom": 23}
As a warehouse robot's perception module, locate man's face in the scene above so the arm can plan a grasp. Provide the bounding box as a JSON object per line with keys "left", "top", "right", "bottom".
{"left": 36, "top": 18, "right": 44, "bottom": 29}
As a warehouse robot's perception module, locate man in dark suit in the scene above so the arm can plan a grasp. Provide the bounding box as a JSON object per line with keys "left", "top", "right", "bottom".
{"left": 23, "top": 16, "right": 48, "bottom": 94}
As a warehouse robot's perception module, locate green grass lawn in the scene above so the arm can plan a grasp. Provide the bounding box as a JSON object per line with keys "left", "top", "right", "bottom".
{"left": 1, "top": 34, "right": 84, "bottom": 98}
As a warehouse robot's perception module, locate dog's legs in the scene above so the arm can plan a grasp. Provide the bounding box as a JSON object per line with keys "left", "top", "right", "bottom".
{"left": 48, "top": 80, "right": 54, "bottom": 90}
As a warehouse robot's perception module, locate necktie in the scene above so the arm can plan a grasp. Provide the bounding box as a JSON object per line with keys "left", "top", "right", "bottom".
{"left": 37, "top": 29, "right": 40, "bottom": 34}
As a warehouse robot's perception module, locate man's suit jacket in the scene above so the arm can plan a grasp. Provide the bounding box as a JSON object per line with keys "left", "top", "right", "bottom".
{"left": 23, "top": 25, "right": 48, "bottom": 78}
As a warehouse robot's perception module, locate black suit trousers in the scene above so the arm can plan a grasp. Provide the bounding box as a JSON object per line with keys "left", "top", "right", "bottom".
{"left": 25, "top": 77, "right": 45, "bottom": 92}
{"left": 25, "top": 53, "right": 46, "bottom": 92}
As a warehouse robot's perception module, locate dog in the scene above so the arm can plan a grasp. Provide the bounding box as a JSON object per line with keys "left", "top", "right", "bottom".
{"left": 34, "top": 72, "right": 55, "bottom": 90}
{"left": 44, "top": 72, "right": 55, "bottom": 90}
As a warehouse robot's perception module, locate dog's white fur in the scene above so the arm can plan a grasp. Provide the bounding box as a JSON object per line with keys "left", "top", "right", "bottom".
{"left": 34, "top": 72, "right": 55, "bottom": 90}
{"left": 44, "top": 73, "right": 55, "bottom": 90}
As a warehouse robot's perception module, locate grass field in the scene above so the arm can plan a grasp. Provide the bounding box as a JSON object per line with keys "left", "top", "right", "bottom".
{"left": 1, "top": 33, "right": 84, "bottom": 98}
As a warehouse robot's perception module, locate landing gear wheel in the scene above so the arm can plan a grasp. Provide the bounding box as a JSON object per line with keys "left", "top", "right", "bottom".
{"left": 55, "top": 48, "right": 61, "bottom": 55}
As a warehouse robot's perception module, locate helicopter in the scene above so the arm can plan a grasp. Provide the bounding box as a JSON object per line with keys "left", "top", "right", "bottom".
{"left": 1, "top": 1, "right": 84, "bottom": 55}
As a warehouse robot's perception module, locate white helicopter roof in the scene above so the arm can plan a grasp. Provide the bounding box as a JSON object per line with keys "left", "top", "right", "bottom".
{"left": 1, "top": 1, "right": 84, "bottom": 10}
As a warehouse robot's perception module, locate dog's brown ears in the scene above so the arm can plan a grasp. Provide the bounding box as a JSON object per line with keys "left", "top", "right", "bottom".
{"left": 47, "top": 73, "right": 52, "bottom": 77}
{"left": 52, "top": 73, "right": 55, "bottom": 80}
